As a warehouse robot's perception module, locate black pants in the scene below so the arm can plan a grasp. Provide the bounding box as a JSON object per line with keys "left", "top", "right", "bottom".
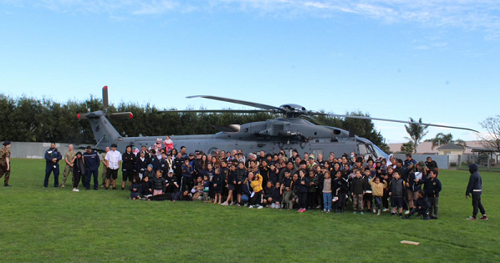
{"left": 335, "top": 193, "right": 346, "bottom": 211}
{"left": 307, "top": 192, "right": 316, "bottom": 209}
{"left": 73, "top": 172, "right": 81, "bottom": 188}
{"left": 250, "top": 191, "right": 262, "bottom": 206}
{"left": 382, "top": 190, "right": 390, "bottom": 209}
{"left": 409, "top": 208, "right": 428, "bottom": 218}
{"left": 472, "top": 193, "right": 486, "bottom": 217}
{"left": 299, "top": 192, "right": 307, "bottom": 209}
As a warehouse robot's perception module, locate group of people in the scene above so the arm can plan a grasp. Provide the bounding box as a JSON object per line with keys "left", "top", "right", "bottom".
{"left": 2, "top": 138, "right": 487, "bottom": 220}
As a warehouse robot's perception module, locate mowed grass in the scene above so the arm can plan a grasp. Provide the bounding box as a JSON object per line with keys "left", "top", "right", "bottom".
{"left": 0, "top": 159, "right": 499, "bottom": 262}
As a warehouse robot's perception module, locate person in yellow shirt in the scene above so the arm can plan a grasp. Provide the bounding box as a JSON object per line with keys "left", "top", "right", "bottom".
{"left": 248, "top": 172, "right": 263, "bottom": 209}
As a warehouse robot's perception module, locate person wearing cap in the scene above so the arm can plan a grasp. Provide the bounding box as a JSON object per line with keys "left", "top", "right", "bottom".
{"left": 83, "top": 146, "right": 101, "bottom": 190}
{"left": 105, "top": 144, "right": 122, "bottom": 190}
{"left": 61, "top": 144, "right": 76, "bottom": 188}
{"left": 44, "top": 142, "right": 63, "bottom": 188}
{"left": 0, "top": 141, "right": 12, "bottom": 187}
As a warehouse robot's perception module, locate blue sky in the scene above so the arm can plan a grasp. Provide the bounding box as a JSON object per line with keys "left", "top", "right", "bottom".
{"left": 1, "top": 0, "right": 499, "bottom": 143}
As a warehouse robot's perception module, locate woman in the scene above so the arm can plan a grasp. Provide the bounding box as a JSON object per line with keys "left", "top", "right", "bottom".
{"left": 72, "top": 151, "right": 85, "bottom": 192}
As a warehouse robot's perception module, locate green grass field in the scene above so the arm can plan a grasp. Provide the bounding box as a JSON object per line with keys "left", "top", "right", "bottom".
{"left": 0, "top": 159, "right": 498, "bottom": 262}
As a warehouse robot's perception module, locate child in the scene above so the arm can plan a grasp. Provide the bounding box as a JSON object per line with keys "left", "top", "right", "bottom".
{"left": 389, "top": 172, "right": 404, "bottom": 216}
{"left": 141, "top": 176, "right": 152, "bottom": 198}
{"left": 248, "top": 172, "right": 264, "bottom": 209}
{"left": 72, "top": 151, "right": 85, "bottom": 192}
{"left": 403, "top": 190, "right": 430, "bottom": 220}
{"left": 350, "top": 170, "right": 365, "bottom": 214}
{"left": 212, "top": 168, "right": 224, "bottom": 205}
{"left": 151, "top": 170, "right": 166, "bottom": 196}
{"left": 144, "top": 164, "right": 155, "bottom": 180}
{"left": 221, "top": 164, "right": 236, "bottom": 206}
{"left": 263, "top": 181, "right": 275, "bottom": 207}
{"left": 419, "top": 169, "right": 442, "bottom": 219}
{"left": 202, "top": 175, "right": 210, "bottom": 202}
{"left": 307, "top": 170, "right": 318, "bottom": 210}
{"left": 333, "top": 171, "right": 348, "bottom": 213}
{"left": 271, "top": 182, "right": 282, "bottom": 209}
{"left": 165, "top": 170, "right": 179, "bottom": 194}
{"left": 362, "top": 168, "right": 373, "bottom": 213}
{"left": 192, "top": 176, "right": 204, "bottom": 201}
{"left": 322, "top": 171, "right": 332, "bottom": 213}
{"left": 269, "top": 163, "right": 279, "bottom": 185}
{"left": 298, "top": 170, "right": 309, "bottom": 213}
{"left": 369, "top": 176, "right": 387, "bottom": 215}
{"left": 281, "top": 171, "right": 294, "bottom": 210}
{"left": 129, "top": 177, "right": 142, "bottom": 200}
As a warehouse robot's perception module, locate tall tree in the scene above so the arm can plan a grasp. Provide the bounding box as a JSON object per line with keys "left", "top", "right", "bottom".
{"left": 478, "top": 115, "right": 500, "bottom": 152}
{"left": 404, "top": 117, "right": 429, "bottom": 154}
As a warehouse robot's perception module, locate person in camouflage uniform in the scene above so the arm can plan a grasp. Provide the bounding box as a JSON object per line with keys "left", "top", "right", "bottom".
{"left": 61, "top": 144, "right": 76, "bottom": 188}
{"left": 0, "top": 141, "right": 12, "bottom": 187}
{"left": 101, "top": 147, "right": 110, "bottom": 187}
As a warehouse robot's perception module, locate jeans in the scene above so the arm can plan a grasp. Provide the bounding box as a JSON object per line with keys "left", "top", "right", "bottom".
{"left": 374, "top": 196, "right": 382, "bottom": 209}
{"left": 44, "top": 163, "right": 60, "bottom": 187}
{"left": 323, "top": 192, "right": 332, "bottom": 211}
{"left": 86, "top": 169, "right": 99, "bottom": 189}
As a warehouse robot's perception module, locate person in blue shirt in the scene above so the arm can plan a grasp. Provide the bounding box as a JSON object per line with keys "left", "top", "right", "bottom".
{"left": 44, "top": 142, "right": 62, "bottom": 188}
{"left": 83, "top": 146, "right": 100, "bottom": 190}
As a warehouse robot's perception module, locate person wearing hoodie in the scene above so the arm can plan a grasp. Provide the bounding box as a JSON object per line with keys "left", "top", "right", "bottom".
{"left": 466, "top": 164, "right": 488, "bottom": 220}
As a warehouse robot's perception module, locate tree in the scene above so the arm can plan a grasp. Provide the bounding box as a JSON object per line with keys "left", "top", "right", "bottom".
{"left": 425, "top": 132, "right": 467, "bottom": 149}
{"left": 478, "top": 115, "right": 500, "bottom": 152}
{"left": 400, "top": 141, "right": 415, "bottom": 154}
{"left": 404, "top": 117, "right": 429, "bottom": 154}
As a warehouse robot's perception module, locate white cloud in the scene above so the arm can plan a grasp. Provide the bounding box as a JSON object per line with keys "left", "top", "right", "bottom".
{"left": 415, "top": 45, "right": 430, "bottom": 50}
{"left": 132, "top": 0, "right": 176, "bottom": 15}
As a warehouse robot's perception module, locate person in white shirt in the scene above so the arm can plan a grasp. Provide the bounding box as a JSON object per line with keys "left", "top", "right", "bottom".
{"left": 105, "top": 144, "right": 122, "bottom": 190}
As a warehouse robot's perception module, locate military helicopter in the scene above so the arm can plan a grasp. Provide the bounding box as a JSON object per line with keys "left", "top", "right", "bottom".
{"left": 78, "top": 86, "right": 477, "bottom": 158}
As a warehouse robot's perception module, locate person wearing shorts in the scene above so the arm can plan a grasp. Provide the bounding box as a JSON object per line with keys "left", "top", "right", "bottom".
{"left": 105, "top": 144, "right": 121, "bottom": 190}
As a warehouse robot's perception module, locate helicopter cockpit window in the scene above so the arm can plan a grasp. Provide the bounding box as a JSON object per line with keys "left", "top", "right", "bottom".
{"left": 358, "top": 144, "right": 368, "bottom": 155}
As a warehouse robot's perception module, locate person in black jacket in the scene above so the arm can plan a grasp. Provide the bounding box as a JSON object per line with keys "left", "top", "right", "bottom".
{"left": 121, "top": 146, "right": 136, "bottom": 190}
{"left": 44, "top": 142, "right": 63, "bottom": 188}
{"left": 151, "top": 170, "right": 166, "bottom": 196}
{"left": 333, "top": 171, "right": 348, "bottom": 213}
{"left": 72, "top": 151, "right": 85, "bottom": 192}
{"left": 418, "top": 169, "right": 442, "bottom": 219}
{"left": 130, "top": 177, "right": 142, "bottom": 200}
{"left": 466, "top": 164, "right": 488, "bottom": 220}
{"left": 350, "top": 170, "right": 365, "bottom": 214}
{"left": 403, "top": 190, "right": 430, "bottom": 220}
{"left": 298, "top": 169, "right": 309, "bottom": 213}
{"left": 212, "top": 168, "right": 224, "bottom": 205}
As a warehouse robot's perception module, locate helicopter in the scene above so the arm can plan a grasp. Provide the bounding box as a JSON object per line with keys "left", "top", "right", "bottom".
{"left": 78, "top": 86, "right": 477, "bottom": 159}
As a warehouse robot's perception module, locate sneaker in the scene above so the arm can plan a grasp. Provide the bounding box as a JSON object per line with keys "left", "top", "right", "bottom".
{"left": 322, "top": 209, "right": 326, "bottom": 213}
{"left": 480, "top": 215, "right": 489, "bottom": 220}
{"left": 377, "top": 210, "right": 381, "bottom": 216}
{"left": 257, "top": 205, "right": 263, "bottom": 209}
{"left": 230, "top": 202, "right": 236, "bottom": 206}
{"left": 467, "top": 216, "right": 476, "bottom": 220}
{"left": 237, "top": 203, "right": 241, "bottom": 207}
{"left": 298, "top": 209, "right": 302, "bottom": 212}
{"left": 327, "top": 210, "right": 331, "bottom": 213}
{"left": 61, "top": 185, "right": 65, "bottom": 188}
{"left": 372, "top": 208, "right": 376, "bottom": 213}
{"left": 353, "top": 211, "right": 357, "bottom": 214}
{"left": 382, "top": 208, "right": 389, "bottom": 212}
{"left": 360, "top": 211, "right": 364, "bottom": 215}
{"left": 72, "top": 188, "right": 79, "bottom": 192}
{"left": 4, "top": 184, "right": 11, "bottom": 187}
{"left": 221, "top": 202, "right": 228, "bottom": 206}
{"left": 249, "top": 205, "right": 254, "bottom": 209}
{"left": 404, "top": 210, "right": 410, "bottom": 215}
{"left": 316, "top": 205, "right": 321, "bottom": 209}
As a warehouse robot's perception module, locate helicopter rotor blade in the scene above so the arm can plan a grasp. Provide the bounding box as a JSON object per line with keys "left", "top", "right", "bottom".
{"left": 158, "top": 109, "right": 274, "bottom": 114}
{"left": 187, "top": 95, "right": 282, "bottom": 111}
{"left": 102, "top": 86, "right": 109, "bottom": 112}
{"left": 324, "top": 113, "right": 479, "bottom": 133}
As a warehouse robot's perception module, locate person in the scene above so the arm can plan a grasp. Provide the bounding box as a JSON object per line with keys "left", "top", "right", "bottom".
{"left": 130, "top": 177, "right": 142, "bottom": 200}
{"left": 83, "top": 146, "right": 100, "bottom": 190}
{"left": 61, "top": 144, "right": 75, "bottom": 188}
{"left": 271, "top": 182, "right": 282, "bottom": 209}
{"left": 141, "top": 176, "right": 152, "bottom": 198}
{"left": 369, "top": 176, "right": 387, "bottom": 216}
{"left": 100, "top": 147, "right": 109, "bottom": 187}
{"left": 420, "top": 169, "right": 442, "bottom": 219}
{"left": 262, "top": 181, "right": 275, "bottom": 207}
{"left": 466, "top": 164, "right": 488, "bottom": 220}
{"left": 163, "top": 136, "right": 174, "bottom": 153}
{"left": 121, "top": 145, "right": 136, "bottom": 190}
{"left": 44, "top": 142, "right": 62, "bottom": 188}
{"left": 105, "top": 144, "right": 122, "bottom": 190}
{"left": 72, "top": 151, "right": 85, "bottom": 192}
{"left": 307, "top": 170, "right": 318, "bottom": 210}
{"left": 212, "top": 168, "right": 224, "bottom": 205}
{"left": 425, "top": 157, "right": 438, "bottom": 172}
{"left": 192, "top": 177, "right": 204, "bottom": 201}
{"left": 151, "top": 170, "right": 166, "bottom": 196}
{"left": 202, "top": 175, "right": 210, "bottom": 202}
{"left": 281, "top": 170, "right": 294, "bottom": 210}
{"left": 297, "top": 169, "right": 309, "bottom": 212}
{"left": 403, "top": 190, "right": 430, "bottom": 220}
{"left": 322, "top": 171, "right": 332, "bottom": 213}
{"left": 221, "top": 164, "right": 236, "bottom": 206}
{"left": 389, "top": 172, "right": 404, "bottom": 217}
{"left": 350, "top": 170, "right": 365, "bottom": 214}
{"left": 0, "top": 141, "right": 12, "bottom": 187}
{"left": 248, "top": 172, "right": 264, "bottom": 209}
{"left": 333, "top": 171, "right": 348, "bottom": 213}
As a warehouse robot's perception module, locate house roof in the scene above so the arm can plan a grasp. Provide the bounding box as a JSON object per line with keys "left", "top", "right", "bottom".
{"left": 437, "top": 143, "right": 465, "bottom": 151}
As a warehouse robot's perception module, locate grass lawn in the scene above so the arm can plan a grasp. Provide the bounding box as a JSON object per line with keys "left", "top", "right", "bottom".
{"left": 0, "top": 159, "right": 499, "bottom": 262}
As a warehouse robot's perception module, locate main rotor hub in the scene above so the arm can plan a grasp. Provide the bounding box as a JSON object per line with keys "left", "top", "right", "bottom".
{"left": 279, "top": 104, "right": 308, "bottom": 118}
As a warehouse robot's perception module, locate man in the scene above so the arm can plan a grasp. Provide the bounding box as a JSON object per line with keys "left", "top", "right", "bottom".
{"left": 61, "top": 144, "right": 76, "bottom": 188}
{"left": 44, "top": 142, "right": 62, "bottom": 188}
{"left": 425, "top": 157, "right": 438, "bottom": 173}
{"left": 0, "top": 141, "right": 12, "bottom": 187}
{"left": 466, "top": 164, "right": 488, "bottom": 220}
{"left": 105, "top": 144, "right": 122, "bottom": 190}
{"left": 404, "top": 153, "right": 417, "bottom": 172}
{"left": 100, "top": 147, "right": 110, "bottom": 187}
{"left": 83, "top": 146, "right": 100, "bottom": 190}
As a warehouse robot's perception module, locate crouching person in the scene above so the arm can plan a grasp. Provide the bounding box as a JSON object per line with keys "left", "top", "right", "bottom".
{"left": 403, "top": 190, "right": 430, "bottom": 220}
{"left": 130, "top": 177, "right": 142, "bottom": 200}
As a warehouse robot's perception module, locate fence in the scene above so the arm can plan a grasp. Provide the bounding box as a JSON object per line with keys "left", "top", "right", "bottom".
{"left": 1, "top": 141, "right": 72, "bottom": 159}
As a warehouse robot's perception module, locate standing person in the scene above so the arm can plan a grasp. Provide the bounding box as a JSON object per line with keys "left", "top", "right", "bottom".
{"left": 121, "top": 145, "right": 136, "bottom": 190}
{"left": 61, "top": 144, "right": 76, "bottom": 188}
{"left": 0, "top": 141, "right": 12, "bottom": 187}
{"left": 72, "top": 151, "right": 85, "bottom": 192}
{"left": 419, "top": 169, "right": 442, "bottom": 219}
{"left": 466, "top": 164, "right": 488, "bottom": 220}
{"left": 322, "top": 171, "right": 332, "bottom": 213}
{"left": 83, "top": 146, "right": 100, "bottom": 190}
{"left": 105, "top": 144, "right": 122, "bottom": 190}
{"left": 44, "top": 142, "right": 62, "bottom": 188}
{"left": 100, "top": 147, "right": 110, "bottom": 187}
